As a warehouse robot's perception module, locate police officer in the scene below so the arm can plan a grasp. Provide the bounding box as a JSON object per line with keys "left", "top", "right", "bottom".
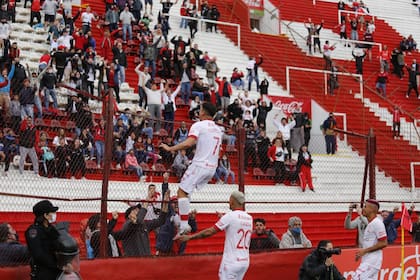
{"left": 25, "top": 200, "right": 61, "bottom": 280}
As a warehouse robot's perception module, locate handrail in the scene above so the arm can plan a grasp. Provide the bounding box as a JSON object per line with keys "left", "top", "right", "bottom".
{"left": 285, "top": 65, "right": 364, "bottom": 98}
{"left": 311, "top": 35, "right": 383, "bottom": 52}
{"left": 167, "top": 13, "right": 241, "bottom": 48}
{"left": 337, "top": 10, "right": 375, "bottom": 25}
{"left": 410, "top": 162, "right": 420, "bottom": 195}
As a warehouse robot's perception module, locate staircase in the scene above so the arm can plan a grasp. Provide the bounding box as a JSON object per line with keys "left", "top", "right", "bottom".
{"left": 210, "top": 0, "right": 420, "bottom": 188}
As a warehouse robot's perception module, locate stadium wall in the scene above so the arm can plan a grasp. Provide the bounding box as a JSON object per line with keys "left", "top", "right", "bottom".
{"left": 1, "top": 245, "right": 419, "bottom": 279}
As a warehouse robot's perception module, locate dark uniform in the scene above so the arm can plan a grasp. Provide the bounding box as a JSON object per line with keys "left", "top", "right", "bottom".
{"left": 25, "top": 200, "right": 61, "bottom": 280}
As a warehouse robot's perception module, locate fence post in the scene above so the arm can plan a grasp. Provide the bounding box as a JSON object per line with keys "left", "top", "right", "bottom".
{"left": 368, "top": 128, "right": 376, "bottom": 199}
{"left": 237, "top": 127, "right": 246, "bottom": 194}
{"left": 99, "top": 89, "right": 114, "bottom": 258}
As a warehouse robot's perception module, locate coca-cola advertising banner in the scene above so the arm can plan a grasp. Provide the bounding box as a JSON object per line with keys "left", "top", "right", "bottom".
{"left": 269, "top": 96, "right": 311, "bottom": 117}
{"left": 335, "top": 245, "right": 420, "bottom": 279}
{"left": 244, "top": 0, "right": 264, "bottom": 10}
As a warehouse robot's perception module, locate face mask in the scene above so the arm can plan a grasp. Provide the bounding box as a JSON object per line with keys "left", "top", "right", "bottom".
{"left": 291, "top": 227, "right": 301, "bottom": 235}
{"left": 48, "top": 213, "right": 57, "bottom": 224}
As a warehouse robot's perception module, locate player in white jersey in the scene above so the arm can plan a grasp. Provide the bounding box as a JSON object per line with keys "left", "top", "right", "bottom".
{"left": 160, "top": 102, "right": 223, "bottom": 234}
{"left": 177, "top": 191, "right": 253, "bottom": 280}
{"left": 352, "top": 199, "right": 387, "bottom": 280}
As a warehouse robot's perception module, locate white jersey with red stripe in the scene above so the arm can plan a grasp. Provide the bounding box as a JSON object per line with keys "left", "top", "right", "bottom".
{"left": 189, "top": 120, "right": 223, "bottom": 169}
{"left": 361, "top": 216, "right": 387, "bottom": 269}
{"left": 215, "top": 210, "right": 253, "bottom": 267}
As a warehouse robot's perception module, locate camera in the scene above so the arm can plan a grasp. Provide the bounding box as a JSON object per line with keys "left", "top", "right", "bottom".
{"left": 318, "top": 247, "right": 341, "bottom": 258}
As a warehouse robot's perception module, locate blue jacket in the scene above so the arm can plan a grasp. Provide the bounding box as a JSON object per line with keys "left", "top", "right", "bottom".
{"left": 0, "top": 64, "right": 15, "bottom": 94}
{"left": 155, "top": 206, "right": 197, "bottom": 255}
{"left": 383, "top": 212, "right": 400, "bottom": 244}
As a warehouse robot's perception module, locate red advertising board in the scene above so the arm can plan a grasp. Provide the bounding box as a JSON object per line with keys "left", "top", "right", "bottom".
{"left": 335, "top": 245, "right": 420, "bottom": 279}
{"left": 244, "top": 0, "right": 264, "bottom": 10}
{"left": 269, "top": 96, "right": 312, "bottom": 117}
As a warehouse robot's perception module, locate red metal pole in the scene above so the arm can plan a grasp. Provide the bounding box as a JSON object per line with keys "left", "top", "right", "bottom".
{"left": 237, "top": 127, "right": 246, "bottom": 194}
{"left": 99, "top": 89, "right": 114, "bottom": 258}
{"left": 368, "top": 128, "right": 376, "bottom": 199}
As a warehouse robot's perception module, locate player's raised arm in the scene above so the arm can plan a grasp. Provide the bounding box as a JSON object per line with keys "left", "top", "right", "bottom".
{"left": 159, "top": 136, "right": 196, "bottom": 152}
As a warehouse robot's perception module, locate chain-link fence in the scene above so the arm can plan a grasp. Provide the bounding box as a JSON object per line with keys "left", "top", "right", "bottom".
{"left": 0, "top": 85, "right": 419, "bottom": 268}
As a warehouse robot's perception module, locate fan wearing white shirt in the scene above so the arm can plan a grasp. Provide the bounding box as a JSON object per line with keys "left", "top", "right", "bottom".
{"left": 177, "top": 191, "right": 253, "bottom": 280}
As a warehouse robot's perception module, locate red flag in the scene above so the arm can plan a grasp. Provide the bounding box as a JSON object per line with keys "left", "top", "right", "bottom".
{"left": 401, "top": 203, "right": 413, "bottom": 232}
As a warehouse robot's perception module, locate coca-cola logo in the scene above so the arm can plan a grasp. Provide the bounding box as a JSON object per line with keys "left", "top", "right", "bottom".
{"left": 273, "top": 100, "right": 304, "bottom": 114}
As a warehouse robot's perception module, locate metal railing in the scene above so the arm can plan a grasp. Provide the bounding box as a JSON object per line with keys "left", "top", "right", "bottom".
{"left": 410, "top": 162, "right": 420, "bottom": 196}
{"left": 167, "top": 13, "right": 241, "bottom": 48}
{"left": 312, "top": 35, "right": 383, "bottom": 52}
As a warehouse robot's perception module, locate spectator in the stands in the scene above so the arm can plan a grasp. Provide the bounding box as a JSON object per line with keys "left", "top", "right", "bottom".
{"left": 64, "top": 7, "right": 81, "bottom": 35}
{"left": 216, "top": 76, "right": 232, "bottom": 112}
{"left": 322, "top": 113, "right": 337, "bottom": 155}
{"left": 244, "top": 123, "right": 258, "bottom": 174}
{"left": 52, "top": 128, "right": 68, "bottom": 147}
{"left": 172, "top": 149, "right": 189, "bottom": 181}
{"left": 256, "top": 98, "right": 273, "bottom": 130}
{"left": 379, "top": 45, "right": 391, "bottom": 73}
{"left": 323, "top": 40, "right": 335, "bottom": 70}
{"left": 19, "top": 78, "right": 36, "bottom": 120}
{"left": 163, "top": 83, "right": 181, "bottom": 136}
{"left": 57, "top": 29, "right": 73, "bottom": 51}
{"left": 135, "top": 62, "right": 151, "bottom": 109}
{"left": 79, "top": 128, "right": 94, "bottom": 159}
{"left": 375, "top": 68, "right": 388, "bottom": 97}
{"left": 391, "top": 48, "right": 405, "bottom": 79}
{"left": 142, "top": 80, "right": 166, "bottom": 132}
{"left": 273, "top": 114, "right": 295, "bottom": 160}
{"left": 352, "top": 47, "right": 366, "bottom": 75}
{"left": 159, "top": 136, "right": 175, "bottom": 165}
{"left": 144, "top": 137, "right": 162, "bottom": 170}
{"left": 39, "top": 140, "right": 55, "bottom": 178}
{"left": 250, "top": 218, "right": 280, "bottom": 251}
{"left": 88, "top": 211, "right": 120, "bottom": 258}
{"left": 55, "top": 138, "right": 69, "bottom": 178}
{"left": 30, "top": 0, "right": 41, "bottom": 26}
{"left": 296, "top": 144, "right": 314, "bottom": 192}
{"left": 0, "top": 59, "right": 15, "bottom": 119}
{"left": 191, "top": 78, "right": 205, "bottom": 103}
{"left": 2, "top": 128, "right": 17, "bottom": 176}
{"left": 188, "top": 8, "right": 199, "bottom": 39}
{"left": 180, "top": 62, "right": 193, "bottom": 104}
{"left": 53, "top": 45, "right": 71, "bottom": 83}
{"left": 105, "top": 5, "right": 119, "bottom": 32}
{"left": 159, "top": 41, "right": 172, "bottom": 79}
{"left": 255, "top": 129, "right": 270, "bottom": 172}
{"left": 247, "top": 55, "right": 263, "bottom": 91}
{"left": 230, "top": 67, "right": 245, "bottom": 90}
{"left": 205, "top": 57, "right": 219, "bottom": 89}
{"left": 406, "top": 35, "right": 417, "bottom": 53}
{"left": 156, "top": 197, "right": 197, "bottom": 256}
{"left": 113, "top": 41, "right": 127, "bottom": 85}
{"left": 405, "top": 59, "right": 420, "bottom": 99}
{"left": 344, "top": 203, "right": 368, "bottom": 247}
{"left": 227, "top": 98, "right": 242, "bottom": 124}
{"left": 174, "top": 121, "right": 189, "bottom": 145}
{"left": 363, "top": 29, "right": 374, "bottom": 61}
{"left": 81, "top": 6, "right": 98, "bottom": 35}
{"left": 208, "top": 5, "right": 220, "bottom": 32}
{"left": 280, "top": 216, "right": 312, "bottom": 249}
{"left": 392, "top": 106, "right": 401, "bottom": 139}
{"left": 120, "top": 6, "right": 136, "bottom": 43}
{"left": 69, "top": 139, "right": 86, "bottom": 179}
{"left": 94, "top": 119, "right": 106, "bottom": 168}
{"left": 125, "top": 148, "right": 146, "bottom": 181}
{"left": 410, "top": 211, "right": 420, "bottom": 243}
{"left": 214, "top": 153, "right": 235, "bottom": 184}
{"left": 188, "top": 95, "right": 201, "bottom": 121}
{"left": 267, "top": 137, "right": 288, "bottom": 185}
{"left": 42, "top": 0, "right": 58, "bottom": 27}
{"left": 381, "top": 206, "right": 408, "bottom": 244}
{"left": 41, "top": 66, "right": 58, "bottom": 109}
{"left": 241, "top": 99, "right": 256, "bottom": 128}
{"left": 19, "top": 117, "right": 39, "bottom": 176}
{"left": 0, "top": 222, "right": 29, "bottom": 266}
{"left": 115, "top": 178, "right": 170, "bottom": 256}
